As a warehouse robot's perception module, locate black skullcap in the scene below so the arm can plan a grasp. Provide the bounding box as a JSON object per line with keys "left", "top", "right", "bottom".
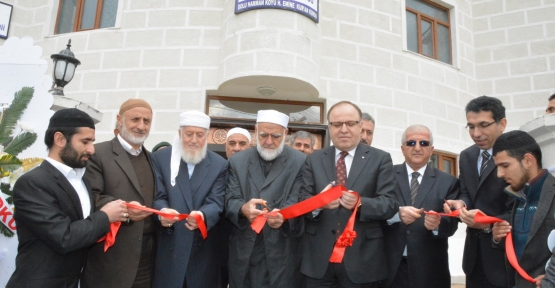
{"left": 48, "top": 108, "right": 95, "bottom": 129}
{"left": 492, "top": 130, "right": 536, "bottom": 156}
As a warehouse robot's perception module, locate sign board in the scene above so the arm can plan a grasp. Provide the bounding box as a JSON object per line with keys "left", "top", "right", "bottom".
{"left": 0, "top": 2, "right": 12, "bottom": 39}
{"left": 235, "top": 0, "right": 319, "bottom": 23}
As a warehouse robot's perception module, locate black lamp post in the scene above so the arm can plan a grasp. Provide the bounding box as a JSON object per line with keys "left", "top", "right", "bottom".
{"left": 50, "top": 39, "right": 80, "bottom": 96}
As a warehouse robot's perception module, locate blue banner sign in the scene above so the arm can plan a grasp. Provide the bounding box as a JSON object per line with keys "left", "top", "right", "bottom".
{"left": 235, "top": 0, "right": 319, "bottom": 23}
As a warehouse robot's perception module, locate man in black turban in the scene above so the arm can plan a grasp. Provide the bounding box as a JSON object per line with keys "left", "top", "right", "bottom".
{"left": 7, "top": 108, "right": 128, "bottom": 288}
{"left": 491, "top": 130, "right": 555, "bottom": 288}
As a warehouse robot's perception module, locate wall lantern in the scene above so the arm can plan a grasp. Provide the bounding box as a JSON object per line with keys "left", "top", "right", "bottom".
{"left": 49, "top": 39, "right": 80, "bottom": 96}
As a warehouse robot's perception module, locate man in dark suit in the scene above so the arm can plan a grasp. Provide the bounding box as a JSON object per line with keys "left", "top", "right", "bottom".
{"left": 152, "top": 110, "right": 228, "bottom": 288}
{"left": 445, "top": 96, "right": 512, "bottom": 288}
{"left": 7, "top": 109, "right": 126, "bottom": 288}
{"left": 382, "top": 124, "right": 459, "bottom": 288}
{"left": 226, "top": 110, "right": 306, "bottom": 288}
{"left": 215, "top": 127, "right": 252, "bottom": 288}
{"left": 301, "top": 101, "right": 398, "bottom": 287}
{"left": 491, "top": 131, "right": 555, "bottom": 287}
{"left": 81, "top": 99, "right": 157, "bottom": 288}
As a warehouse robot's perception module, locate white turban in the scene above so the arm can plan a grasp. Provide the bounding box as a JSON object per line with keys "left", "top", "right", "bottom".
{"left": 227, "top": 127, "right": 251, "bottom": 142}
{"left": 179, "top": 110, "right": 210, "bottom": 129}
{"left": 256, "top": 110, "right": 289, "bottom": 128}
{"left": 170, "top": 111, "right": 211, "bottom": 186}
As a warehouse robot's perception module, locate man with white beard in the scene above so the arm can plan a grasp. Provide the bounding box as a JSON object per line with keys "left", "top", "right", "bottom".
{"left": 81, "top": 99, "right": 157, "bottom": 288}
{"left": 226, "top": 110, "right": 306, "bottom": 288}
{"left": 151, "top": 111, "right": 228, "bottom": 288}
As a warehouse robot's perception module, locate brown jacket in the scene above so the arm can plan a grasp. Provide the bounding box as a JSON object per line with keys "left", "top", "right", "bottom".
{"left": 80, "top": 137, "right": 156, "bottom": 288}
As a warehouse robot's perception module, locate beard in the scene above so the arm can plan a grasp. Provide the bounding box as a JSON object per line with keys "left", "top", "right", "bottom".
{"left": 257, "top": 137, "right": 285, "bottom": 161}
{"left": 120, "top": 123, "right": 148, "bottom": 146}
{"left": 60, "top": 142, "right": 91, "bottom": 168}
{"left": 181, "top": 143, "right": 208, "bottom": 165}
{"left": 509, "top": 164, "right": 530, "bottom": 192}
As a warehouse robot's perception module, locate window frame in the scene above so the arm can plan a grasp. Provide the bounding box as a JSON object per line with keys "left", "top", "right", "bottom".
{"left": 405, "top": 0, "right": 452, "bottom": 64}
{"left": 54, "top": 0, "right": 107, "bottom": 34}
{"left": 430, "top": 150, "right": 458, "bottom": 176}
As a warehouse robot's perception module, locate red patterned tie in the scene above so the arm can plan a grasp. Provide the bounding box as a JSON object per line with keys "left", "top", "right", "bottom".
{"left": 336, "top": 151, "right": 348, "bottom": 186}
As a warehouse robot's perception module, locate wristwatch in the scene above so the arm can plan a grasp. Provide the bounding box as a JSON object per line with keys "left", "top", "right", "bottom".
{"left": 483, "top": 225, "right": 492, "bottom": 233}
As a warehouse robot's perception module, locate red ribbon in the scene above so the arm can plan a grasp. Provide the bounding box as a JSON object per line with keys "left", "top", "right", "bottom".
{"left": 424, "top": 209, "right": 460, "bottom": 217}
{"left": 250, "top": 185, "right": 346, "bottom": 233}
{"left": 474, "top": 211, "right": 535, "bottom": 283}
{"left": 97, "top": 203, "right": 207, "bottom": 252}
{"left": 427, "top": 209, "right": 535, "bottom": 283}
{"left": 329, "top": 192, "right": 360, "bottom": 263}
{"left": 248, "top": 185, "right": 359, "bottom": 263}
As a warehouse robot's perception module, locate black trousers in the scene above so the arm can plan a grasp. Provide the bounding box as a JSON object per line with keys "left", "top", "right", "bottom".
{"left": 466, "top": 241, "right": 505, "bottom": 288}
{"left": 305, "top": 262, "right": 379, "bottom": 288}
{"left": 385, "top": 257, "right": 409, "bottom": 288}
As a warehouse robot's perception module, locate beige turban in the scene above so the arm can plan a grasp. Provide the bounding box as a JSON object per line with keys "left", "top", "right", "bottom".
{"left": 119, "top": 99, "right": 152, "bottom": 115}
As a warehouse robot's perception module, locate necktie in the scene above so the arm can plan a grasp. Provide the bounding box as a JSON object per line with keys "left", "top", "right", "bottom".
{"left": 480, "top": 150, "right": 490, "bottom": 177}
{"left": 336, "top": 151, "right": 348, "bottom": 186}
{"left": 410, "top": 172, "right": 420, "bottom": 205}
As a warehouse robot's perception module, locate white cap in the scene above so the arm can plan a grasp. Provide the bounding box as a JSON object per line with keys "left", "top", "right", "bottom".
{"left": 227, "top": 127, "right": 251, "bottom": 142}
{"left": 179, "top": 110, "right": 210, "bottom": 129}
{"left": 256, "top": 110, "right": 289, "bottom": 128}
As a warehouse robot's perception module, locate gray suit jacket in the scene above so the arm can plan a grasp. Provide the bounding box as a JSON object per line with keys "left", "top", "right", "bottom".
{"left": 300, "top": 143, "right": 398, "bottom": 284}
{"left": 81, "top": 137, "right": 155, "bottom": 288}
{"left": 382, "top": 164, "right": 459, "bottom": 288}
{"left": 7, "top": 161, "right": 110, "bottom": 288}
{"left": 225, "top": 146, "right": 306, "bottom": 288}
{"left": 152, "top": 148, "right": 228, "bottom": 288}
{"left": 495, "top": 173, "right": 555, "bottom": 288}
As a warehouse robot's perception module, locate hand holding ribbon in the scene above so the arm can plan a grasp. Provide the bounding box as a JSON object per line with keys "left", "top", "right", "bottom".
{"left": 248, "top": 185, "right": 360, "bottom": 263}
{"left": 329, "top": 192, "right": 360, "bottom": 263}
{"left": 250, "top": 185, "right": 346, "bottom": 233}
{"left": 98, "top": 203, "right": 207, "bottom": 252}
{"left": 424, "top": 209, "right": 535, "bottom": 283}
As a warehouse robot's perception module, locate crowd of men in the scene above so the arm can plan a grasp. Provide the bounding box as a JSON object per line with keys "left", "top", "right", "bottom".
{"left": 5, "top": 93, "right": 555, "bottom": 288}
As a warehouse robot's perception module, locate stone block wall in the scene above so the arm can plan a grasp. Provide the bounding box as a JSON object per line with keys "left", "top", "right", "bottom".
{"left": 0, "top": 0, "right": 552, "bottom": 162}
{"left": 473, "top": 0, "right": 555, "bottom": 131}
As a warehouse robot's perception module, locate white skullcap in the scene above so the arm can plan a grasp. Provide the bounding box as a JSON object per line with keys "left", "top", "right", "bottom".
{"left": 227, "top": 128, "right": 251, "bottom": 142}
{"left": 256, "top": 110, "right": 289, "bottom": 128}
{"left": 179, "top": 110, "right": 210, "bottom": 129}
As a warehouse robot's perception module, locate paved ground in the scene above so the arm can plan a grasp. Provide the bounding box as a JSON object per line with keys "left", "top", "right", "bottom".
{"left": 452, "top": 285, "right": 465, "bottom": 288}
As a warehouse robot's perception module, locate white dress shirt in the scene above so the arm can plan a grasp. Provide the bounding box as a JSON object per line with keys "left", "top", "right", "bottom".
{"left": 45, "top": 157, "right": 91, "bottom": 218}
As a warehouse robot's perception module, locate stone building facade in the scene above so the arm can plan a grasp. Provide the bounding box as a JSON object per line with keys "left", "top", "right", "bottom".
{"left": 1, "top": 0, "right": 554, "bottom": 282}
{"left": 2, "top": 0, "right": 553, "bottom": 162}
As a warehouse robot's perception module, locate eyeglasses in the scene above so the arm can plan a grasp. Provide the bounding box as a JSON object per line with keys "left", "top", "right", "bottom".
{"left": 405, "top": 140, "right": 431, "bottom": 147}
{"left": 465, "top": 121, "right": 497, "bottom": 131}
{"left": 546, "top": 107, "right": 555, "bottom": 114}
{"left": 328, "top": 121, "right": 360, "bottom": 128}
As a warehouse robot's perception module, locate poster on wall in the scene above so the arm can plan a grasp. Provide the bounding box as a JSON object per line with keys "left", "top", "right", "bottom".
{"left": 235, "top": 0, "right": 319, "bottom": 23}
{"left": 0, "top": 1, "right": 12, "bottom": 39}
